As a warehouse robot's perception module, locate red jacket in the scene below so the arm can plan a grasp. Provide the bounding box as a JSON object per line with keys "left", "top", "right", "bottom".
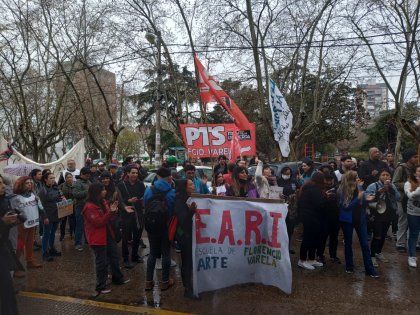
{"left": 82, "top": 200, "right": 115, "bottom": 246}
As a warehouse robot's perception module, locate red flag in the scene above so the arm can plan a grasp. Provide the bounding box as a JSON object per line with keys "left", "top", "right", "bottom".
{"left": 194, "top": 54, "right": 250, "bottom": 130}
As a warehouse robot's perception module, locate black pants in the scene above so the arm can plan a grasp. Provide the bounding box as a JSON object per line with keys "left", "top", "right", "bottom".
{"left": 300, "top": 215, "right": 321, "bottom": 261}
{"left": 286, "top": 215, "right": 296, "bottom": 247}
{"left": 121, "top": 218, "right": 141, "bottom": 261}
{"left": 0, "top": 246, "right": 19, "bottom": 315}
{"left": 371, "top": 220, "right": 390, "bottom": 257}
{"left": 146, "top": 232, "right": 171, "bottom": 282}
{"left": 92, "top": 235, "right": 124, "bottom": 292}
{"left": 317, "top": 217, "right": 340, "bottom": 259}
{"left": 179, "top": 235, "right": 193, "bottom": 290}
{"left": 60, "top": 214, "right": 75, "bottom": 238}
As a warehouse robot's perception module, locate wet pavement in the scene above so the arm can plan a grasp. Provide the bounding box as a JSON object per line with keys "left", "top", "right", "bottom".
{"left": 14, "top": 230, "right": 420, "bottom": 315}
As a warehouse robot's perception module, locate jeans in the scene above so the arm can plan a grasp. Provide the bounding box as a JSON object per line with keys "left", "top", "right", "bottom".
{"left": 92, "top": 235, "right": 124, "bottom": 292}
{"left": 341, "top": 220, "right": 375, "bottom": 275}
{"left": 74, "top": 205, "right": 84, "bottom": 246}
{"left": 121, "top": 218, "right": 140, "bottom": 261}
{"left": 146, "top": 232, "right": 171, "bottom": 282}
{"left": 42, "top": 221, "right": 58, "bottom": 254}
{"left": 407, "top": 214, "right": 420, "bottom": 257}
{"left": 371, "top": 220, "right": 389, "bottom": 257}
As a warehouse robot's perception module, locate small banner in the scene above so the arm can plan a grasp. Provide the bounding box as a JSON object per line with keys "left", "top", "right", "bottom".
{"left": 192, "top": 195, "right": 291, "bottom": 296}
{"left": 179, "top": 123, "right": 256, "bottom": 160}
{"left": 57, "top": 199, "right": 74, "bottom": 219}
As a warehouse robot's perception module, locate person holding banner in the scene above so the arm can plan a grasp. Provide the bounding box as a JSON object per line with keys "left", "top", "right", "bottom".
{"left": 39, "top": 173, "right": 65, "bottom": 262}
{"left": 226, "top": 166, "right": 259, "bottom": 198}
{"left": 174, "top": 179, "right": 198, "bottom": 299}
{"left": 11, "top": 176, "right": 45, "bottom": 272}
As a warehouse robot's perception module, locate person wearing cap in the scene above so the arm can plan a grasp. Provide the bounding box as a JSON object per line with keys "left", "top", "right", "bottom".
{"left": 98, "top": 162, "right": 106, "bottom": 174}
{"left": 72, "top": 167, "right": 92, "bottom": 251}
{"left": 166, "top": 156, "right": 181, "bottom": 180}
{"left": 117, "top": 165, "right": 146, "bottom": 268}
{"left": 144, "top": 167, "right": 176, "bottom": 291}
{"left": 393, "top": 148, "right": 420, "bottom": 252}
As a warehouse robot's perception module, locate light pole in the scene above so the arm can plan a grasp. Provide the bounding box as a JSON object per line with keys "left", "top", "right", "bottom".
{"left": 145, "top": 30, "right": 162, "bottom": 167}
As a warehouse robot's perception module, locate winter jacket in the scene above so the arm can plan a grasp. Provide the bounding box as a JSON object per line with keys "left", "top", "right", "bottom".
{"left": 117, "top": 179, "right": 146, "bottom": 221}
{"left": 0, "top": 195, "right": 12, "bottom": 247}
{"left": 83, "top": 200, "right": 116, "bottom": 246}
{"left": 144, "top": 179, "right": 176, "bottom": 217}
{"left": 297, "top": 183, "right": 326, "bottom": 220}
{"left": 254, "top": 161, "right": 270, "bottom": 199}
{"left": 60, "top": 182, "right": 74, "bottom": 200}
{"left": 404, "top": 181, "right": 420, "bottom": 216}
{"left": 338, "top": 190, "right": 367, "bottom": 225}
{"left": 365, "top": 180, "right": 400, "bottom": 222}
{"left": 193, "top": 177, "right": 210, "bottom": 194}
{"left": 393, "top": 163, "right": 414, "bottom": 197}
{"left": 358, "top": 159, "right": 388, "bottom": 189}
{"left": 38, "top": 185, "right": 62, "bottom": 222}
{"left": 72, "top": 178, "right": 91, "bottom": 208}
{"left": 174, "top": 179, "right": 194, "bottom": 238}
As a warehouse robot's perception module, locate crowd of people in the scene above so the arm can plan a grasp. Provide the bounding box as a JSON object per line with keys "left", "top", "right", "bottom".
{"left": 1, "top": 147, "right": 420, "bottom": 314}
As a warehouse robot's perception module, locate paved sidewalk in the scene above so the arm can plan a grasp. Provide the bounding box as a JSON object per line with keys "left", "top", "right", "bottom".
{"left": 17, "top": 291, "right": 191, "bottom": 315}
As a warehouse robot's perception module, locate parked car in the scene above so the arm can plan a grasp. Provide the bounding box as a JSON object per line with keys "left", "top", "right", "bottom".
{"left": 143, "top": 166, "right": 213, "bottom": 189}
{"left": 248, "top": 161, "right": 322, "bottom": 178}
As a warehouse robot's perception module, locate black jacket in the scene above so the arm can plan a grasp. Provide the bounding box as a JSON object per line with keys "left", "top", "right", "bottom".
{"left": 174, "top": 180, "right": 194, "bottom": 238}
{"left": 298, "top": 183, "right": 326, "bottom": 220}
{"left": 117, "top": 180, "right": 146, "bottom": 221}
{"left": 0, "top": 195, "right": 12, "bottom": 247}
{"left": 39, "top": 184, "right": 62, "bottom": 222}
{"left": 358, "top": 159, "right": 388, "bottom": 189}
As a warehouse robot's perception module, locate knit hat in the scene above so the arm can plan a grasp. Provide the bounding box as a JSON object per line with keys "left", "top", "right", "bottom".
{"left": 402, "top": 148, "right": 417, "bottom": 162}
{"left": 80, "top": 167, "right": 91, "bottom": 175}
{"left": 157, "top": 167, "right": 171, "bottom": 178}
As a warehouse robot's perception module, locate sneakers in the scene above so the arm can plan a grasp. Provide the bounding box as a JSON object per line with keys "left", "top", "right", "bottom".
{"left": 368, "top": 273, "right": 379, "bottom": 279}
{"left": 375, "top": 253, "right": 389, "bottom": 263}
{"left": 99, "top": 288, "right": 111, "bottom": 294}
{"left": 160, "top": 279, "right": 175, "bottom": 291}
{"left": 371, "top": 257, "right": 378, "bottom": 267}
{"left": 145, "top": 280, "right": 154, "bottom": 291}
{"left": 171, "top": 259, "right": 177, "bottom": 267}
{"left": 396, "top": 246, "right": 406, "bottom": 253}
{"left": 345, "top": 269, "right": 354, "bottom": 274}
{"left": 298, "top": 260, "right": 315, "bottom": 270}
{"left": 308, "top": 260, "right": 323, "bottom": 267}
{"left": 75, "top": 245, "right": 84, "bottom": 252}
{"left": 114, "top": 278, "right": 131, "bottom": 285}
{"left": 49, "top": 248, "right": 62, "bottom": 257}
{"left": 155, "top": 258, "right": 176, "bottom": 270}
{"left": 408, "top": 257, "right": 417, "bottom": 268}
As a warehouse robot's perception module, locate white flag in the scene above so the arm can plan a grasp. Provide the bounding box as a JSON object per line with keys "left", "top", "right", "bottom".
{"left": 268, "top": 79, "right": 293, "bottom": 157}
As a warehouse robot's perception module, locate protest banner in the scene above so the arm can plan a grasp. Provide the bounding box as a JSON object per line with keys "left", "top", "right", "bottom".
{"left": 191, "top": 195, "right": 291, "bottom": 296}
{"left": 57, "top": 199, "right": 74, "bottom": 219}
{"left": 179, "top": 123, "right": 256, "bottom": 159}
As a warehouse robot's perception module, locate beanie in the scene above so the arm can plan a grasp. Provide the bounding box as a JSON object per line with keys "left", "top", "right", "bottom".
{"left": 402, "top": 148, "right": 417, "bottom": 162}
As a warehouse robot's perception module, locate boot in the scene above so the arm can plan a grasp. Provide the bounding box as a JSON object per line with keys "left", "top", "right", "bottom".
{"left": 160, "top": 279, "right": 174, "bottom": 291}
{"left": 49, "top": 248, "right": 62, "bottom": 257}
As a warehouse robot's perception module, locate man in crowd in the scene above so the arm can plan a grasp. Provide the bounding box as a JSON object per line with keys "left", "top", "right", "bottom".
{"left": 89, "top": 164, "right": 101, "bottom": 183}
{"left": 335, "top": 155, "right": 354, "bottom": 183}
{"left": 97, "top": 161, "right": 106, "bottom": 175}
{"left": 58, "top": 159, "right": 80, "bottom": 185}
{"left": 214, "top": 155, "right": 228, "bottom": 175}
{"left": 107, "top": 163, "right": 120, "bottom": 184}
{"left": 385, "top": 152, "right": 395, "bottom": 175}
{"left": 184, "top": 164, "right": 210, "bottom": 194}
{"left": 393, "top": 148, "right": 420, "bottom": 252}
{"left": 135, "top": 160, "right": 148, "bottom": 181}
{"left": 72, "top": 167, "right": 91, "bottom": 251}
{"left": 117, "top": 165, "right": 146, "bottom": 268}
{"left": 358, "top": 147, "right": 388, "bottom": 189}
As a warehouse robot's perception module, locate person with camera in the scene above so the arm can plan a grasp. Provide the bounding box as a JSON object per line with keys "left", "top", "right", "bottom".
{"left": 365, "top": 169, "right": 400, "bottom": 268}
{"left": 0, "top": 174, "right": 20, "bottom": 315}
{"left": 83, "top": 182, "right": 130, "bottom": 295}
{"left": 38, "top": 173, "right": 65, "bottom": 262}
{"left": 10, "top": 176, "right": 46, "bottom": 275}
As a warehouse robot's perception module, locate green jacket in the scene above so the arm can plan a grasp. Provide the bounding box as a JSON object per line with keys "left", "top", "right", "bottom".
{"left": 72, "top": 178, "right": 91, "bottom": 208}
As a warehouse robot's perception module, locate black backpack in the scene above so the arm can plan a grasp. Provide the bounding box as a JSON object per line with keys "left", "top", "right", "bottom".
{"left": 144, "top": 187, "right": 169, "bottom": 235}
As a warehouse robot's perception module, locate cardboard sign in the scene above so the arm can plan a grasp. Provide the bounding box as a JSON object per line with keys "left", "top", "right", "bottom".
{"left": 57, "top": 199, "right": 74, "bottom": 219}
{"left": 180, "top": 123, "right": 256, "bottom": 159}
{"left": 268, "top": 186, "right": 284, "bottom": 200}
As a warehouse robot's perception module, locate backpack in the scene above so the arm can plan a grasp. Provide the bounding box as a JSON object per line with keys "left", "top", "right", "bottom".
{"left": 144, "top": 187, "right": 169, "bottom": 235}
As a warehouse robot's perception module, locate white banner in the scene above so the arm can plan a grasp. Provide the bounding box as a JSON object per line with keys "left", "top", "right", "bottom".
{"left": 192, "top": 196, "right": 291, "bottom": 296}
{"left": 268, "top": 79, "right": 293, "bottom": 157}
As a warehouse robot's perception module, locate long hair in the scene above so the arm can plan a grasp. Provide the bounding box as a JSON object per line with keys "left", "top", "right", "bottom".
{"left": 338, "top": 171, "right": 358, "bottom": 206}
{"left": 213, "top": 171, "right": 225, "bottom": 187}
{"left": 408, "top": 165, "right": 420, "bottom": 192}
{"left": 86, "top": 182, "right": 105, "bottom": 206}
{"left": 13, "top": 176, "right": 32, "bottom": 194}
{"left": 298, "top": 172, "right": 325, "bottom": 199}
{"left": 230, "top": 166, "right": 248, "bottom": 197}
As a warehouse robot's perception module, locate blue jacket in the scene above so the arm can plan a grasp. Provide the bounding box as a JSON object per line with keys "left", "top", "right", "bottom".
{"left": 194, "top": 178, "right": 210, "bottom": 194}
{"left": 144, "top": 179, "right": 176, "bottom": 216}
{"left": 338, "top": 191, "right": 369, "bottom": 224}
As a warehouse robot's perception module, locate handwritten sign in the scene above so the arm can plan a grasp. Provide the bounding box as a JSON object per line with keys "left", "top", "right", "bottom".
{"left": 57, "top": 199, "right": 74, "bottom": 219}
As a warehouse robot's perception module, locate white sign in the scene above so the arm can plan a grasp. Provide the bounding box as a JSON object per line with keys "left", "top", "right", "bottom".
{"left": 269, "top": 79, "right": 293, "bottom": 157}
{"left": 268, "top": 186, "right": 284, "bottom": 200}
{"left": 192, "top": 196, "right": 291, "bottom": 296}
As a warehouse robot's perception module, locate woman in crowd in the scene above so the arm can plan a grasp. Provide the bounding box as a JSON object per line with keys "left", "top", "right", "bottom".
{"left": 337, "top": 171, "right": 377, "bottom": 277}
{"left": 83, "top": 182, "right": 129, "bottom": 295}
{"left": 100, "top": 171, "right": 118, "bottom": 204}
{"left": 174, "top": 179, "right": 199, "bottom": 299}
{"left": 226, "top": 166, "right": 259, "bottom": 198}
{"left": 254, "top": 157, "right": 271, "bottom": 199}
{"left": 298, "top": 158, "right": 317, "bottom": 185}
{"left": 297, "top": 172, "right": 326, "bottom": 270}
{"left": 212, "top": 171, "right": 228, "bottom": 196}
{"left": 39, "top": 172, "right": 64, "bottom": 262}
{"left": 365, "top": 169, "right": 400, "bottom": 267}
{"left": 404, "top": 165, "right": 420, "bottom": 268}
{"left": 277, "top": 166, "right": 299, "bottom": 254}
{"left": 59, "top": 172, "right": 75, "bottom": 241}
{"left": 12, "top": 176, "right": 45, "bottom": 273}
